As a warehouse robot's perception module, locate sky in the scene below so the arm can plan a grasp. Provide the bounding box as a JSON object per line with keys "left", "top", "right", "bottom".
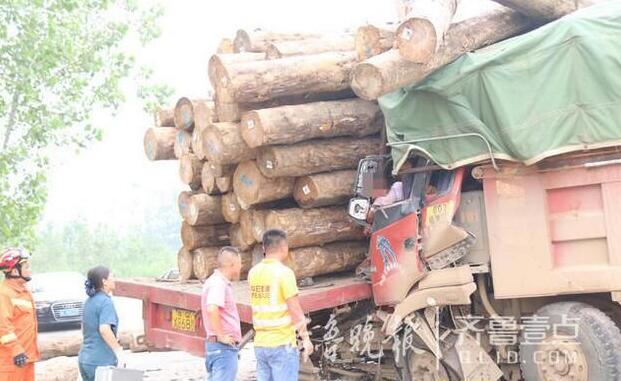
{"left": 41, "top": 0, "right": 496, "bottom": 229}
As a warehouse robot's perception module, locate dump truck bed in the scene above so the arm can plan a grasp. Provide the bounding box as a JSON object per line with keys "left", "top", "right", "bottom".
{"left": 116, "top": 274, "right": 371, "bottom": 356}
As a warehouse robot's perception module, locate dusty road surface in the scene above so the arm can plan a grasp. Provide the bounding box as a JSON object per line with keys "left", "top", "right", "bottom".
{"left": 36, "top": 296, "right": 258, "bottom": 380}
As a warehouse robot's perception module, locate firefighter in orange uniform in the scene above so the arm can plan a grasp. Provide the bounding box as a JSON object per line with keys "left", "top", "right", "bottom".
{"left": 0, "top": 247, "right": 39, "bottom": 381}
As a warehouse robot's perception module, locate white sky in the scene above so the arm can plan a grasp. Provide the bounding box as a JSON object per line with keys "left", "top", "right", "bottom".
{"left": 41, "top": 0, "right": 496, "bottom": 229}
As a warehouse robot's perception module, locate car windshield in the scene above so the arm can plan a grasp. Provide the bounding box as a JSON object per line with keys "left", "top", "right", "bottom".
{"left": 29, "top": 272, "right": 85, "bottom": 293}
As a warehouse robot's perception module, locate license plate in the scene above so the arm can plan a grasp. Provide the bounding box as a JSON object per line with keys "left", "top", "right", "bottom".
{"left": 58, "top": 308, "right": 80, "bottom": 317}
{"left": 171, "top": 309, "right": 196, "bottom": 332}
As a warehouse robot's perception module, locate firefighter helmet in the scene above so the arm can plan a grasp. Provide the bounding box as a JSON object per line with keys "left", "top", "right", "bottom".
{"left": 0, "top": 247, "right": 31, "bottom": 273}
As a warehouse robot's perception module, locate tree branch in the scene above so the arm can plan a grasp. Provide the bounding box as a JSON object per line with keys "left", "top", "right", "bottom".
{"left": 2, "top": 91, "right": 19, "bottom": 151}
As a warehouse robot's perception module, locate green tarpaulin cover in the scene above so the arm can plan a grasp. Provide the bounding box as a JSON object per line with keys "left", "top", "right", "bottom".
{"left": 379, "top": 1, "right": 621, "bottom": 174}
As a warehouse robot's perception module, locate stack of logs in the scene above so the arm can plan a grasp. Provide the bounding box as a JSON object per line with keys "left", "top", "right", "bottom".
{"left": 143, "top": 0, "right": 590, "bottom": 282}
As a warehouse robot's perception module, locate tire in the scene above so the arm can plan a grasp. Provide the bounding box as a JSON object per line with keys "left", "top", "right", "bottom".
{"left": 520, "top": 301, "right": 621, "bottom": 381}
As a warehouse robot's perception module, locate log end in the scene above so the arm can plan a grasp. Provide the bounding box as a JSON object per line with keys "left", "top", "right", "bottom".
{"left": 233, "top": 29, "right": 251, "bottom": 53}
{"left": 233, "top": 161, "right": 261, "bottom": 207}
{"left": 240, "top": 111, "right": 264, "bottom": 148}
{"left": 396, "top": 18, "right": 437, "bottom": 64}
{"left": 351, "top": 61, "right": 384, "bottom": 101}
{"left": 174, "top": 97, "right": 195, "bottom": 131}
{"left": 355, "top": 25, "right": 381, "bottom": 61}
{"left": 201, "top": 164, "right": 218, "bottom": 194}
{"left": 264, "top": 42, "right": 281, "bottom": 60}
{"left": 293, "top": 177, "right": 318, "bottom": 208}
{"left": 217, "top": 38, "right": 235, "bottom": 54}
{"left": 143, "top": 127, "right": 176, "bottom": 161}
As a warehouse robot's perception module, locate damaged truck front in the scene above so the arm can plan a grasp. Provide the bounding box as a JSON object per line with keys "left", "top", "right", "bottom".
{"left": 346, "top": 4, "right": 621, "bottom": 380}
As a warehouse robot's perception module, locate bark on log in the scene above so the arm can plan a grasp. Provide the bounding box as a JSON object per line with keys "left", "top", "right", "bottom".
{"left": 239, "top": 210, "right": 256, "bottom": 247}
{"left": 184, "top": 193, "right": 226, "bottom": 226}
{"left": 241, "top": 99, "right": 382, "bottom": 148}
{"left": 289, "top": 241, "right": 368, "bottom": 279}
{"left": 396, "top": 0, "right": 458, "bottom": 63}
{"left": 179, "top": 154, "right": 204, "bottom": 191}
{"left": 178, "top": 190, "right": 200, "bottom": 222}
{"left": 233, "top": 161, "right": 295, "bottom": 209}
{"left": 356, "top": 24, "right": 397, "bottom": 60}
{"left": 240, "top": 250, "right": 252, "bottom": 280}
{"left": 263, "top": 206, "right": 365, "bottom": 248}
{"left": 192, "top": 247, "right": 219, "bottom": 281}
{"left": 174, "top": 130, "right": 193, "bottom": 159}
{"left": 154, "top": 107, "right": 175, "bottom": 127}
{"left": 493, "top": 0, "right": 597, "bottom": 19}
{"left": 181, "top": 223, "right": 230, "bottom": 251}
{"left": 216, "top": 176, "right": 233, "bottom": 193}
{"left": 216, "top": 52, "right": 357, "bottom": 103}
{"left": 209, "top": 53, "right": 265, "bottom": 93}
{"left": 222, "top": 192, "right": 242, "bottom": 223}
{"left": 294, "top": 170, "right": 356, "bottom": 208}
{"left": 144, "top": 127, "right": 177, "bottom": 161}
{"left": 202, "top": 122, "right": 257, "bottom": 165}
{"left": 177, "top": 247, "right": 194, "bottom": 281}
{"left": 229, "top": 224, "right": 255, "bottom": 251}
{"left": 217, "top": 38, "right": 235, "bottom": 53}
{"left": 234, "top": 30, "right": 325, "bottom": 53}
{"left": 257, "top": 137, "right": 380, "bottom": 178}
{"left": 351, "top": 8, "right": 534, "bottom": 100}
{"left": 264, "top": 37, "right": 355, "bottom": 59}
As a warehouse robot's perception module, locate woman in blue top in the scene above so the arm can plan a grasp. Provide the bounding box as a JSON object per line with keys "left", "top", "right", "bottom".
{"left": 78, "top": 266, "right": 125, "bottom": 381}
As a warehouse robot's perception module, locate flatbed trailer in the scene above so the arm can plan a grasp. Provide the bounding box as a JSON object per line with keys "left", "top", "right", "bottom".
{"left": 116, "top": 274, "right": 372, "bottom": 357}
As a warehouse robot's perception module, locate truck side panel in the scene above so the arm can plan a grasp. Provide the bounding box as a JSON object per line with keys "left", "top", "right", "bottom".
{"left": 480, "top": 163, "right": 621, "bottom": 298}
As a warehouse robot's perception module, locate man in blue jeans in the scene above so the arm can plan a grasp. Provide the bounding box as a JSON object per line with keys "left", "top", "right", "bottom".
{"left": 248, "top": 229, "right": 314, "bottom": 381}
{"left": 201, "top": 247, "right": 243, "bottom": 381}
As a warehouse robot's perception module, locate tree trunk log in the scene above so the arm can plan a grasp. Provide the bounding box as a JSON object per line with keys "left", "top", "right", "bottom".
{"left": 174, "top": 98, "right": 214, "bottom": 131}
{"left": 217, "top": 38, "right": 235, "bottom": 53}
{"left": 209, "top": 53, "right": 265, "bottom": 92}
{"left": 396, "top": 0, "right": 459, "bottom": 63}
{"left": 216, "top": 176, "right": 233, "bottom": 193}
{"left": 216, "top": 52, "right": 357, "bottom": 103}
{"left": 181, "top": 223, "right": 230, "bottom": 251}
{"left": 240, "top": 249, "right": 252, "bottom": 280}
{"left": 179, "top": 154, "right": 204, "bottom": 191}
{"left": 294, "top": 170, "right": 356, "bottom": 208}
{"left": 257, "top": 137, "right": 380, "bottom": 178}
{"left": 233, "top": 161, "right": 295, "bottom": 209}
{"left": 234, "top": 29, "right": 326, "bottom": 52}
{"left": 201, "top": 122, "right": 257, "bottom": 165}
{"left": 289, "top": 241, "right": 368, "bottom": 279}
{"left": 174, "top": 130, "right": 193, "bottom": 159}
{"left": 184, "top": 193, "right": 225, "bottom": 226}
{"left": 264, "top": 37, "right": 355, "bottom": 59}
{"left": 492, "top": 0, "right": 597, "bottom": 19}
{"left": 191, "top": 124, "right": 208, "bottom": 160}
{"left": 178, "top": 190, "right": 200, "bottom": 222}
{"left": 144, "top": 127, "right": 177, "bottom": 161}
{"left": 355, "top": 24, "right": 397, "bottom": 60}
{"left": 263, "top": 206, "right": 365, "bottom": 248}
{"left": 154, "top": 107, "right": 175, "bottom": 127}
{"left": 229, "top": 224, "right": 255, "bottom": 251}
{"left": 351, "top": 8, "right": 534, "bottom": 100}
{"left": 222, "top": 192, "right": 242, "bottom": 223}
{"left": 238, "top": 209, "right": 270, "bottom": 243}
{"left": 240, "top": 99, "right": 382, "bottom": 148}
{"left": 193, "top": 247, "right": 219, "bottom": 281}
{"left": 177, "top": 247, "right": 195, "bottom": 281}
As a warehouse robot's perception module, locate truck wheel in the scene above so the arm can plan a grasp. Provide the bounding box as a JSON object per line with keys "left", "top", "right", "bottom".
{"left": 401, "top": 350, "right": 450, "bottom": 381}
{"left": 520, "top": 302, "right": 621, "bottom": 381}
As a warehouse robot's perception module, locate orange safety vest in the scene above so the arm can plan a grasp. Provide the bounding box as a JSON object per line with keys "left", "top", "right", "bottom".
{"left": 0, "top": 279, "right": 39, "bottom": 371}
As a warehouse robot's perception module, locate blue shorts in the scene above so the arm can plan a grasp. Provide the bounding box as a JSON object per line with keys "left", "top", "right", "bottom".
{"left": 205, "top": 342, "right": 239, "bottom": 381}
{"left": 255, "top": 344, "right": 300, "bottom": 381}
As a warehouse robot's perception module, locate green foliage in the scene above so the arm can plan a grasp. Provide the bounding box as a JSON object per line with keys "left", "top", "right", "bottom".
{"left": 0, "top": 0, "right": 173, "bottom": 247}
{"left": 32, "top": 220, "right": 178, "bottom": 277}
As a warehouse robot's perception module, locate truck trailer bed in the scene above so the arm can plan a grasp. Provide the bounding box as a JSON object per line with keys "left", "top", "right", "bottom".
{"left": 116, "top": 274, "right": 371, "bottom": 356}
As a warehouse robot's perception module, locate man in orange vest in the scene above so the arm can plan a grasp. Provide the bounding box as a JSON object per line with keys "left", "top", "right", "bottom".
{"left": 0, "top": 247, "right": 39, "bottom": 381}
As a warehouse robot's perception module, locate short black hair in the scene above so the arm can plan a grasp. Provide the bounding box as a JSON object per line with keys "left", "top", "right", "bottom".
{"left": 262, "top": 229, "right": 287, "bottom": 253}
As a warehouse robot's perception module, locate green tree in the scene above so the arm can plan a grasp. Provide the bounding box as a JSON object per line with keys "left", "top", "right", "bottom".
{"left": 0, "top": 0, "right": 173, "bottom": 247}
